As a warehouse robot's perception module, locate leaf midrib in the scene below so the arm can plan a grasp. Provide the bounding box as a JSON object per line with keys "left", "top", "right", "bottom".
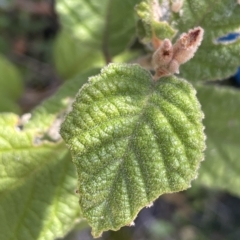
{"left": 98, "top": 81, "right": 155, "bottom": 230}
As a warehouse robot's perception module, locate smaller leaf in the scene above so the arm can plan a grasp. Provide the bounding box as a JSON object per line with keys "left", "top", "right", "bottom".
{"left": 0, "top": 55, "right": 23, "bottom": 100}
{"left": 61, "top": 63, "right": 205, "bottom": 237}
{"left": 195, "top": 83, "right": 240, "bottom": 197}
{"left": 0, "top": 55, "right": 23, "bottom": 113}
{"left": 135, "top": 0, "right": 176, "bottom": 43}
{"left": 0, "top": 113, "right": 80, "bottom": 240}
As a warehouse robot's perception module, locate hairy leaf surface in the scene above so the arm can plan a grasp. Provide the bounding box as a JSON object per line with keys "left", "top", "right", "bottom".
{"left": 60, "top": 63, "right": 205, "bottom": 237}
{"left": 195, "top": 84, "right": 240, "bottom": 196}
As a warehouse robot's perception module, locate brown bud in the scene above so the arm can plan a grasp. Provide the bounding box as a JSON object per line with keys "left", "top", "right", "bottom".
{"left": 152, "top": 26, "right": 204, "bottom": 80}
{"left": 168, "top": 59, "right": 180, "bottom": 74}
{"left": 152, "top": 39, "right": 175, "bottom": 80}
{"left": 152, "top": 39, "right": 173, "bottom": 69}
{"left": 173, "top": 27, "right": 204, "bottom": 64}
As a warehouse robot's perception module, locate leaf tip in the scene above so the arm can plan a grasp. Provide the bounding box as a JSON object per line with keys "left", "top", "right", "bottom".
{"left": 127, "top": 221, "right": 135, "bottom": 227}
{"left": 146, "top": 202, "right": 154, "bottom": 208}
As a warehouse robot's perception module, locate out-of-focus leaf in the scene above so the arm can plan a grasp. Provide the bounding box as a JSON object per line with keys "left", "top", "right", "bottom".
{"left": 0, "top": 94, "right": 20, "bottom": 113}
{"left": 57, "top": 0, "right": 141, "bottom": 55}
{"left": 0, "top": 69, "right": 101, "bottom": 239}
{"left": 60, "top": 63, "right": 205, "bottom": 237}
{"left": 53, "top": 30, "right": 103, "bottom": 80}
{"left": 0, "top": 55, "right": 23, "bottom": 113}
{"left": 195, "top": 84, "right": 240, "bottom": 196}
{"left": 0, "top": 114, "right": 80, "bottom": 240}
{"left": 55, "top": 0, "right": 142, "bottom": 79}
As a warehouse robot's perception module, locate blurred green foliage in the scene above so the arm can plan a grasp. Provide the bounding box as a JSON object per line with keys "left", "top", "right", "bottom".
{"left": 0, "top": 54, "right": 23, "bottom": 113}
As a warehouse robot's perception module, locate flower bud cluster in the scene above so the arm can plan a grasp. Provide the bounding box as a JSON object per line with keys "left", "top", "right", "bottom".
{"left": 152, "top": 27, "right": 204, "bottom": 80}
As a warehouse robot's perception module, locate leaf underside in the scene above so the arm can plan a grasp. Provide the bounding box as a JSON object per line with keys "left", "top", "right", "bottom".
{"left": 60, "top": 63, "right": 205, "bottom": 237}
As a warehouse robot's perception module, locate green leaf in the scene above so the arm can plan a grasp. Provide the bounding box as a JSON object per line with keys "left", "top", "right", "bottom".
{"left": 135, "top": 0, "right": 176, "bottom": 43}
{"left": 0, "top": 69, "right": 100, "bottom": 239}
{"left": 60, "top": 63, "right": 205, "bottom": 237}
{"left": 171, "top": 0, "right": 240, "bottom": 81}
{"left": 0, "top": 94, "right": 21, "bottom": 114}
{"left": 0, "top": 55, "right": 23, "bottom": 113}
{"left": 0, "top": 55, "right": 23, "bottom": 100}
{"left": 53, "top": 30, "right": 103, "bottom": 80}
{"left": 56, "top": 0, "right": 141, "bottom": 64}
{"left": 195, "top": 84, "right": 240, "bottom": 197}
{"left": 0, "top": 114, "right": 79, "bottom": 240}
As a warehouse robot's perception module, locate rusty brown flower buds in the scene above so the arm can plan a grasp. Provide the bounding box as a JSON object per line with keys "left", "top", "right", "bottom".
{"left": 152, "top": 27, "right": 204, "bottom": 80}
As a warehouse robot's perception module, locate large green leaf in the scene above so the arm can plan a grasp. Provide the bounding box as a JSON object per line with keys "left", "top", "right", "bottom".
{"left": 171, "top": 0, "right": 240, "bottom": 81}
{"left": 195, "top": 84, "right": 240, "bottom": 196}
{"left": 0, "top": 114, "right": 79, "bottom": 240}
{"left": 0, "top": 69, "right": 99, "bottom": 240}
{"left": 60, "top": 63, "right": 205, "bottom": 237}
